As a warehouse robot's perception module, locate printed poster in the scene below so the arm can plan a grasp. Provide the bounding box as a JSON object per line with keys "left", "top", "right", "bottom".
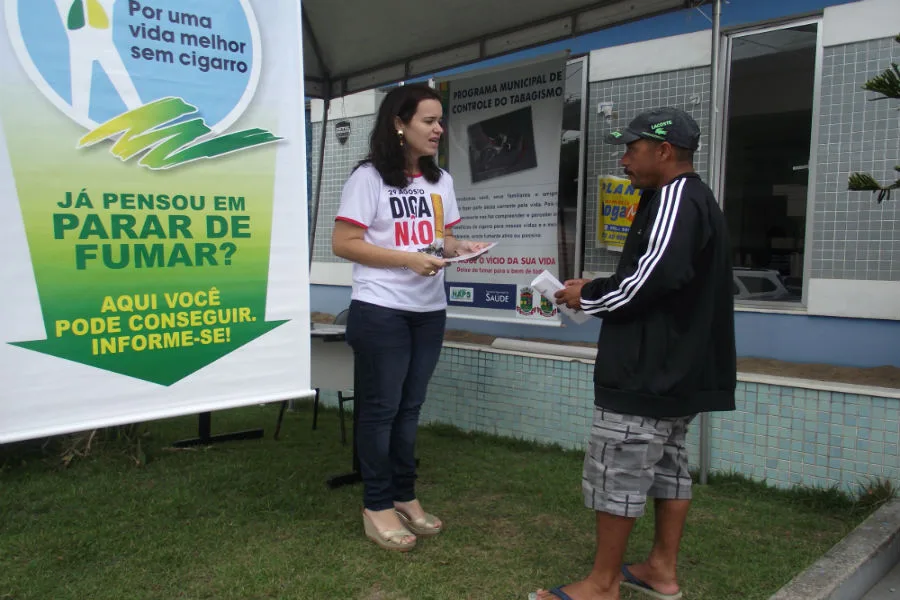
{"left": 438, "top": 55, "right": 567, "bottom": 325}
{"left": 0, "top": 0, "right": 311, "bottom": 443}
{"left": 597, "top": 175, "right": 640, "bottom": 251}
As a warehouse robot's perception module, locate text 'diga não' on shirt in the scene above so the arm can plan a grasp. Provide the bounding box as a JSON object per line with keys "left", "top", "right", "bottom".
{"left": 336, "top": 164, "right": 461, "bottom": 312}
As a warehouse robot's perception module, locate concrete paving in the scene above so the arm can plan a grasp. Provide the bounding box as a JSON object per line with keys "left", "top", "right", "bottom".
{"left": 862, "top": 561, "right": 900, "bottom": 600}
{"left": 770, "top": 499, "right": 900, "bottom": 600}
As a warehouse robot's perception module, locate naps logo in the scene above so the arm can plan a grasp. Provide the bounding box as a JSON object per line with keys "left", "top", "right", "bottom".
{"left": 5, "top": 0, "right": 278, "bottom": 169}
{"left": 449, "top": 287, "right": 474, "bottom": 303}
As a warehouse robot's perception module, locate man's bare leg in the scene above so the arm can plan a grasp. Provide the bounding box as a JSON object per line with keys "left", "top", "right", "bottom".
{"left": 536, "top": 511, "right": 635, "bottom": 600}
{"left": 622, "top": 498, "right": 690, "bottom": 596}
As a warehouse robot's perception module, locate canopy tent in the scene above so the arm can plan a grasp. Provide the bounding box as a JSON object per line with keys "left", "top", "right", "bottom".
{"left": 302, "top": 0, "right": 708, "bottom": 99}
{"left": 303, "top": 0, "right": 718, "bottom": 251}
{"left": 301, "top": 0, "right": 722, "bottom": 481}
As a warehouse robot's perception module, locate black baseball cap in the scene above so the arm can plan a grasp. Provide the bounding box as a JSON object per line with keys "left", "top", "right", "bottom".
{"left": 605, "top": 107, "right": 701, "bottom": 151}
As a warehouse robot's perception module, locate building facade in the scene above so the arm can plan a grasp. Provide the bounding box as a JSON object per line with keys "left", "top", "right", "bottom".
{"left": 308, "top": 0, "right": 900, "bottom": 369}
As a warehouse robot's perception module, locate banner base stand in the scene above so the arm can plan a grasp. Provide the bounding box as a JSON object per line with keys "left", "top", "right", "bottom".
{"left": 172, "top": 412, "right": 264, "bottom": 448}
{"left": 326, "top": 461, "right": 418, "bottom": 490}
{"left": 326, "top": 471, "right": 362, "bottom": 488}
{"left": 323, "top": 365, "right": 415, "bottom": 489}
{"left": 326, "top": 398, "right": 362, "bottom": 489}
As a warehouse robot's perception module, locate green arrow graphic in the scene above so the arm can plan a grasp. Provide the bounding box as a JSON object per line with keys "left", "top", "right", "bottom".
{"left": 14, "top": 321, "right": 286, "bottom": 386}
{"left": 2, "top": 98, "right": 287, "bottom": 386}
{"left": 12, "top": 287, "right": 286, "bottom": 386}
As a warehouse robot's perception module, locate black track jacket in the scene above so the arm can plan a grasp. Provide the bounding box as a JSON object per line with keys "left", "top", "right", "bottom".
{"left": 580, "top": 172, "right": 736, "bottom": 418}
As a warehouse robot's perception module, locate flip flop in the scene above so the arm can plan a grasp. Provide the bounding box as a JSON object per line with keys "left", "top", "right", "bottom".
{"left": 527, "top": 586, "right": 576, "bottom": 600}
{"left": 548, "top": 587, "right": 576, "bottom": 600}
{"left": 620, "top": 565, "right": 683, "bottom": 600}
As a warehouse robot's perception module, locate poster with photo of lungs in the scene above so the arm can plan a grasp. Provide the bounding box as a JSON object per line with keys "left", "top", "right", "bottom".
{"left": 0, "top": 0, "right": 312, "bottom": 443}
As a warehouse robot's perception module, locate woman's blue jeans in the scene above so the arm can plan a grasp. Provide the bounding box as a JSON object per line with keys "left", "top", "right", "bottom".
{"left": 345, "top": 300, "right": 446, "bottom": 511}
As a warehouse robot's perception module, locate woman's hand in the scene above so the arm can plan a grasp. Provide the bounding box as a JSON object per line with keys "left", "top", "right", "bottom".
{"left": 444, "top": 235, "right": 492, "bottom": 258}
{"left": 405, "top": 252, "right": 446, "bottom": 277}
{"left": 334, "top": 221, "right": 445, "bottom": 272}
{"left": 454, "top": 241, "right": 492, "bottom": 256}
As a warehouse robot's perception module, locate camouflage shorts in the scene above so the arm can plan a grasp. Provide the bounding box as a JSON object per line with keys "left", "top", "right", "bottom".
{"left": 583, "top": 408, "right": 695, "bottom": 517}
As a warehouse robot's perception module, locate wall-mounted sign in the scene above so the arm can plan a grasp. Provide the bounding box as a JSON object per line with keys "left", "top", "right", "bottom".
{"left": 335, "top": 120, "right": 351, "bottom": 145}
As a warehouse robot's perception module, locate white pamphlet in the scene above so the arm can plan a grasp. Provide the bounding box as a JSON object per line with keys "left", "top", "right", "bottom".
{"left": 530, "top": 270, "right": 591, "bottom": 324}
{"left": 443, "top": 242, "right": 498, "bottom": 263}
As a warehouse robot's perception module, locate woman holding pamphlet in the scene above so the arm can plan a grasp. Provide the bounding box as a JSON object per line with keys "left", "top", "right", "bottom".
{"left": 332, "top": 83, "right": 489, "bottom": 552}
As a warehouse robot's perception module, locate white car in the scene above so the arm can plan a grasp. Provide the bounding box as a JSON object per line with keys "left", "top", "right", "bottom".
{"left": 732, "top": 268, "right": 791, "bottom": 301}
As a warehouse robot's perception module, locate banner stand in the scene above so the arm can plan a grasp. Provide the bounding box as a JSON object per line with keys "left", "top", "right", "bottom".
{"left": 172, "top": 411, "right": 263, "bottom": 448}
{"left": 324, "top": 362, "right": 419, "bottom": 490}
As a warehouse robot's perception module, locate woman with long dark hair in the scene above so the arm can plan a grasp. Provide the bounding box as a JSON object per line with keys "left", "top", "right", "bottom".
{"left": 333, "top": 84, "right": 488, "bottom": 551}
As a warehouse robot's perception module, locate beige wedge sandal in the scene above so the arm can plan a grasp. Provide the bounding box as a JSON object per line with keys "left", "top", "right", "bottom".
{"left": 362, "top": 510, "right": 416, "bottom": 551}
{"left": 395, "top": 508, "right": 443, "bottom": 536}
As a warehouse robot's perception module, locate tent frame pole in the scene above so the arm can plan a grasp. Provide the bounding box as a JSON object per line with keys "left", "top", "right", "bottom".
{"left": 308, "top": 87, "right": 331, "bottom": 268}
{"left": 699, "top": 0, "right": 722, "bottom": 487}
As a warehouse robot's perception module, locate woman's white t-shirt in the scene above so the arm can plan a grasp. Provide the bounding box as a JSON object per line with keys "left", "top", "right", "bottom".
{"left": 336, "top": 164, "right": 461, "bottom": 312}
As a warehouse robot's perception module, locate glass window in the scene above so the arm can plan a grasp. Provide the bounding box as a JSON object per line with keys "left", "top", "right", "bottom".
{"left": 721, "top": 23, "right": 819, "bottom": 303}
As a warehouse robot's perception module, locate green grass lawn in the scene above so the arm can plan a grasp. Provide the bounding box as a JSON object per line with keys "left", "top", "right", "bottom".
{"left": 0, "top": 403, "right": 876, "bottom": 600}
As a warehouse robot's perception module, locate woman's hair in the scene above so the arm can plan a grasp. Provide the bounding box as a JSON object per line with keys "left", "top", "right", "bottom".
{"left": 357, "top": 83, "right": 443, "bottom": 188}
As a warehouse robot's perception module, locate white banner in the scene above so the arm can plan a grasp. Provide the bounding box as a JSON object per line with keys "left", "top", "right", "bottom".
{"left": 0, "top": 0, "right": 311, "bottom": 444}
{"left": 439, "top": 54, "right": 567, "bottom": 325}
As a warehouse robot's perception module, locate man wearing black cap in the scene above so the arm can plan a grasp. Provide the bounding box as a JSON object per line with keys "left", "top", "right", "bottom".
{"left": 537, "top": 108, "right": 736, "bottom": 600}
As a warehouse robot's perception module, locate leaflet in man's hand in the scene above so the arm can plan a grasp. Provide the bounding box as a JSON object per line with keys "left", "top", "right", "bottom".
{"left": 530, "top": 270, "right": 591, "bottom": 324}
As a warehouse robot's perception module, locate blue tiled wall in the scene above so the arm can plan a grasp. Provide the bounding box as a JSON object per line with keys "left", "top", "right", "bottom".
{"left": 813, "top": 36, "right": 900, "bottom": 282}
{"left": 711, "top": 384, "right": 900, "bottom": 489}
{"left": 424, "top": 349, "right": 596, "bottom": 450}
{"left": 585, "top": 67, "right": 711, "bottom": 275}
{"left": 311, "top": 345, "right": 900, "bottom": 493}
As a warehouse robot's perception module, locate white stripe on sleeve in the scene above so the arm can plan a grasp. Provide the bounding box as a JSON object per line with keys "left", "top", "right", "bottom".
{"left": 581, "top": 178, "right": 686, "bottom": 314}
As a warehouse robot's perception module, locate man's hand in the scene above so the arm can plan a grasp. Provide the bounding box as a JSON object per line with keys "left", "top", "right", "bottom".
{"left": 554, "top": 278, "right": 591, "bottom": 310}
